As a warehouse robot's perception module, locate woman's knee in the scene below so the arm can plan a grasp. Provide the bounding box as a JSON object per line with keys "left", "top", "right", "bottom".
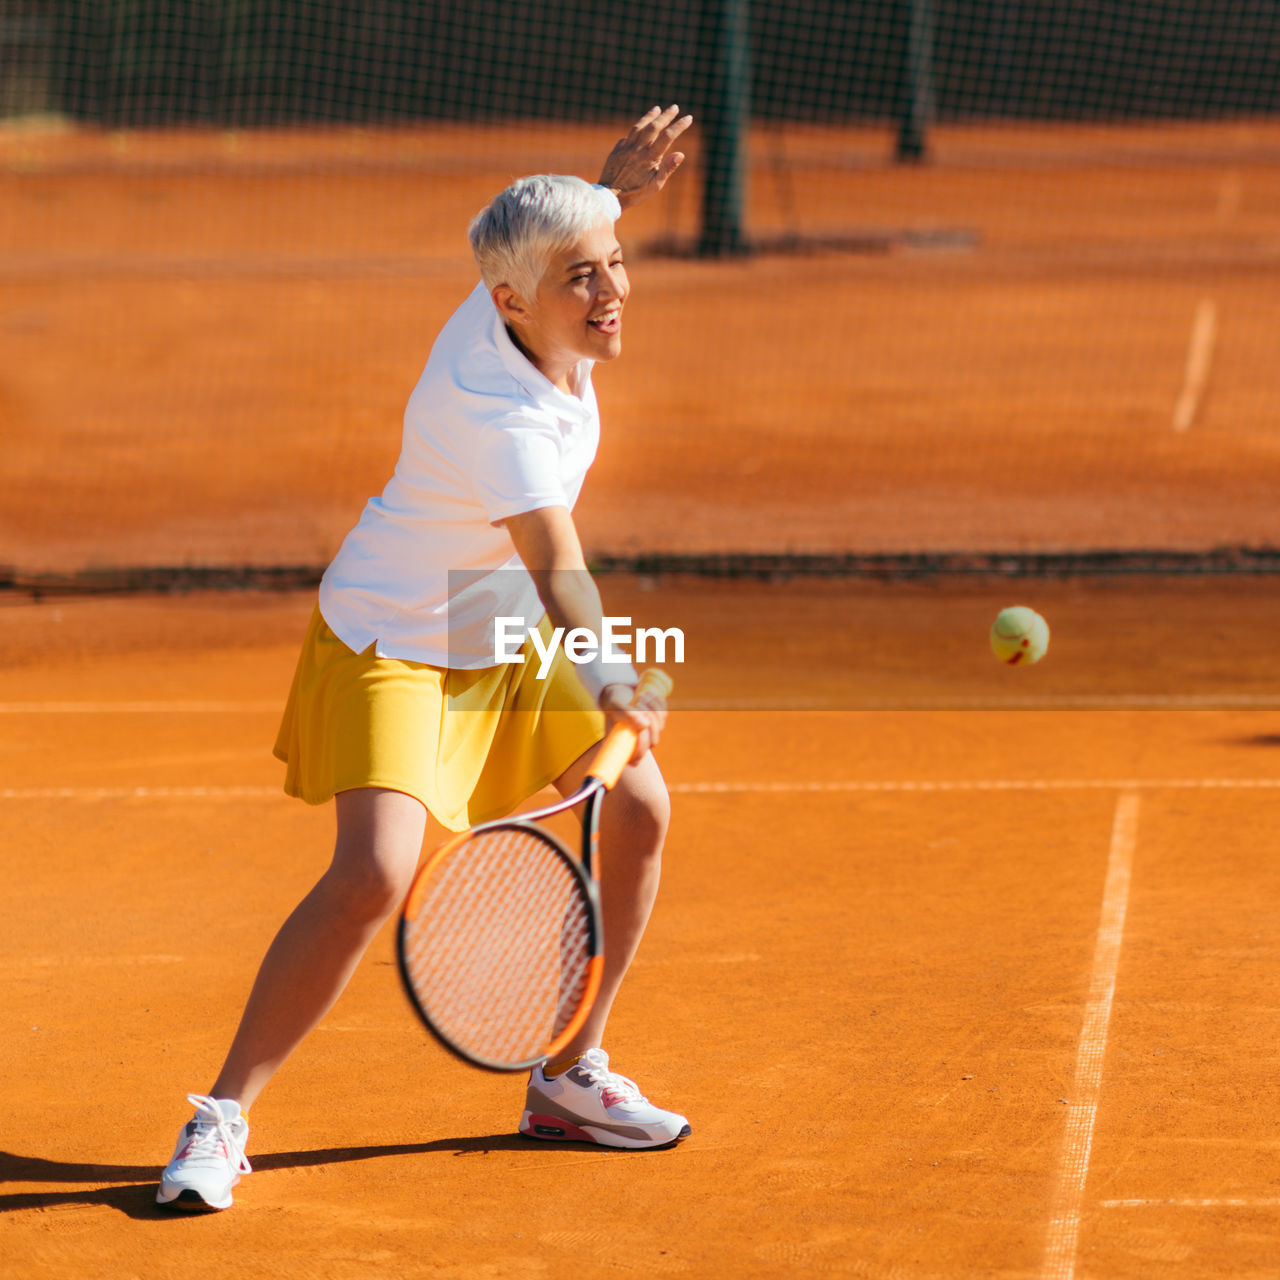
{"left": 319, "top": 852, "right": 416, "bottom": 922}
{"left": 608, "top": 758, "right": 671, "bottom": 850}
{"left": 327, "top": 788, "right": 429, "bottom": 922}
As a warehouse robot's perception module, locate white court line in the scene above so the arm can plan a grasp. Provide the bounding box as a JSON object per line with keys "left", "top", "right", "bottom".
{"left": 1172, "top": 297, "right": 1218, "bottom": 432}
{"left": 685, "top": 695, "right": 1280, "bottom": 710}
{"left": 2, "top": 779, "right": 1278, "bottom": 801}
{"left": 0, "top": 701, "right": 280, "bottom": 713}
{"left": 672, "top": 779, "right": 1280, "bottom": 794}
{"left": 0, "top": 785, "right": 281, "bottom": 800}
{"left": 3, "top": 694, "right": 1280, "bottom": 712}
{"left": 1041, "top": 792, "right": 1140, "bottom": 1280}
{"left": 1101, "top": 1198, "right": 1280, "bottom": 1209}
{"left": 11, "top": 954, "right": 187, "bottom": 970}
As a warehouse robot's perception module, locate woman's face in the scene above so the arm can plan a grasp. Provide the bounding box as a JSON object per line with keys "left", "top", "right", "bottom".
{"left": 507, "top": 220, "right": 630, "bottom": 391}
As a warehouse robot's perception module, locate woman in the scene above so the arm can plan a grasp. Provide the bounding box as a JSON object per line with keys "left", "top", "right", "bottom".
{"left": 157, "top": 106, "right": 694, "bottom": 1212}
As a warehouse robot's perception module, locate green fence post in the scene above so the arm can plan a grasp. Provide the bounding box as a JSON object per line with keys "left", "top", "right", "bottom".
{"left": 699, "top": 0, "right": 750, "bottom": 256}
{"left": 896, "top": 0, "right": 933, "bottom": 162}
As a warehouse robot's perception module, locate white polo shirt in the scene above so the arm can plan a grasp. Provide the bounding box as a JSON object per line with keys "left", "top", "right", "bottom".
{"left": 318, "top": 282, "right": 600, "bottom": 671}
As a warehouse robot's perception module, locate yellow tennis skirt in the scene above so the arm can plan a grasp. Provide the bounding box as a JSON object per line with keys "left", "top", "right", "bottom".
{"left": 274, "top": 606, "right": 606, "bottom": 832}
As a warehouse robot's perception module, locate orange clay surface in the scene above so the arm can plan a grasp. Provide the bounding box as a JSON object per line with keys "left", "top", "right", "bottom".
{"left": 3, "top": 578, "right": 1280, "bottom": 1279}
{"left": 4, "top": 120, "right": 1280, "bottom": 573}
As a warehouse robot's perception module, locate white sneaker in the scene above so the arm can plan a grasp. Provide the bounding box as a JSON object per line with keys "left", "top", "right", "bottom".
{"left": 156, "top": 1093, "right": 251, "bottom": 1211}
{"left": 519, "top": 1049, "right": 691, "bottom": 1149}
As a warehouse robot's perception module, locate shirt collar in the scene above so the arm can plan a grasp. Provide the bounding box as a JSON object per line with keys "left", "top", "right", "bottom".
{"left": 489, "top": 298, "right": 593, "bottom": 423}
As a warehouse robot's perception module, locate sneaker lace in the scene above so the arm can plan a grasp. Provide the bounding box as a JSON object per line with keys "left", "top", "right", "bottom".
{"left": 577, "top": 1055, "right": 645, "bottom": 1105}
{"left": 181, "top": 1093, "right": 252, "bottom": 1174}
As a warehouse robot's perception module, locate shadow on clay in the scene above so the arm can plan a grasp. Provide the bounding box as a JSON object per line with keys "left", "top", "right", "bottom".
{"left": 0, "top": 1134, "right": 552, "bottom": 1220}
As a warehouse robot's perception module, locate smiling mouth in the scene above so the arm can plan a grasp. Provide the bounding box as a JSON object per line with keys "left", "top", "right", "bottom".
{"left": 588, "top": 307, "right": 622, "bottom": 335}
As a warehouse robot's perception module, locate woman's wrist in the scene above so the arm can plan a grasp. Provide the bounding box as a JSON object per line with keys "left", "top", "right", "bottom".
{"left": 577, "top": 656, "right": 639, "bottom": 704}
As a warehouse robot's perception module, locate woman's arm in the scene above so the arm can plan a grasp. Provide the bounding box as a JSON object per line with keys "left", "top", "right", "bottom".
{"left": 597, "top": 105, "right": 693, "bottom": 212}
{"left": 504, "top": 504, "right": 666, "bottom": 757}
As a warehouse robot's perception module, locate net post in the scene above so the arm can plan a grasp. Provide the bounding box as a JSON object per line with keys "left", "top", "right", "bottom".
{"left": 895, "top": 0, "right": 934, "bottom": 163}
{"left": 698, "top": 0, "right": 750, "bottom": 257}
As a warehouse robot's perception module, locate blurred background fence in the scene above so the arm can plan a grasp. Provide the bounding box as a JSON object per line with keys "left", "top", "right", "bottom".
{"left": 2, "top": 2, "right": 1279, "bottom": 584}
{"left": 9, "top": 2, "right": 1279, "bottom": 127}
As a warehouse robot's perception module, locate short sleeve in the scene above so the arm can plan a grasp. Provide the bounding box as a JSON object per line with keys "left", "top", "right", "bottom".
{"left": 470, "top": 415, "right": 568, "bottom": 524}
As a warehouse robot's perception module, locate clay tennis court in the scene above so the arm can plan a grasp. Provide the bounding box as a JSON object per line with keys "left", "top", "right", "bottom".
{"left": 3, "top": 120, "right": 1280, "bottom": 1277}
{"left": 4, "top": 577, "right": 1280, "bottom": 1278}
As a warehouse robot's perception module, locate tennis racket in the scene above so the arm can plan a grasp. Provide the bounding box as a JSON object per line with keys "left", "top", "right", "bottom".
{"left": 397, "top": 668, "right": 673, "bottom": 1073}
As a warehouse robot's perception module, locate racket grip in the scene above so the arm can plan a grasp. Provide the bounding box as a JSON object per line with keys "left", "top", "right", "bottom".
{"left": 588, "top": 669, "right": 673, "bottom": 789}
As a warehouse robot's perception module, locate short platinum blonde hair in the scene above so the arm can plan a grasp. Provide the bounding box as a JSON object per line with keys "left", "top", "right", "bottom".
{"left": 469, "top": 174, "right": 618, "bottom": 305}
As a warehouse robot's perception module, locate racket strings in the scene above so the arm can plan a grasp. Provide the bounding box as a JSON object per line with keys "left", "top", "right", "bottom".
{"left": 402, "top": 827, "right": 594, "bottom": 1065}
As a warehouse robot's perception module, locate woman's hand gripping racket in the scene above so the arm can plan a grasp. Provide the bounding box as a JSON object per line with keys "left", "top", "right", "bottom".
{"left": 397, "top": 669, "right": 672, "bottom": 1072}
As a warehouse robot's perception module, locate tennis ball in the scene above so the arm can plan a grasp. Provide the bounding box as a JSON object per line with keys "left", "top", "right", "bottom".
{"left": 989, "top": 606, "right": 1050, "bottom": 666}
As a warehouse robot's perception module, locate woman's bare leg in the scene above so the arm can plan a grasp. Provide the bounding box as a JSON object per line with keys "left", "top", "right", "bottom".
{"left": 548, "top": 751, "right": 670, "bottom": 1058}
{"left": 208, "top": 788, "right": 434, "bottom": 1109}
